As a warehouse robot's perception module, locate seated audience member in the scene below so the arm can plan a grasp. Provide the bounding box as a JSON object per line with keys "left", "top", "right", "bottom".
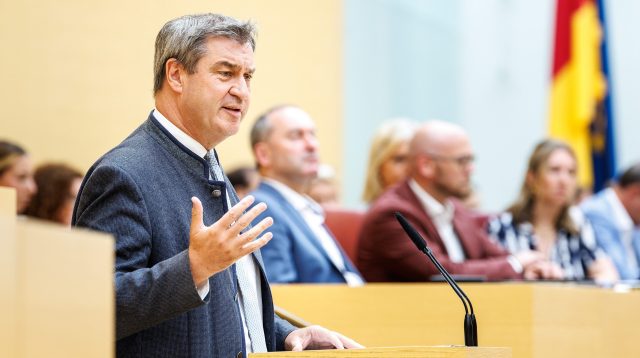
{"left": 308, "top": 164, "right": 340, "bottom": 207}
{"left": 488, "top": 139, "right": 618, "bottom": 282}
{"left": 0, "top": 140, "right": 37, "bottom": 214}
{"left": 25, "top": 163, "right": 83, "bottom": 225}
{"left": 581, "top": 162, "right": 640, "bottom": 280}
{"left": 73, "top": 13, "right": 360, "bottom": 355}
{"left": 249, "top": 105, "right": 363, "bottom": 285}
{"left": 227, "top": 166, "right": 259, "bottom": 198}
{"left": 358, "top": 120, "right": 542, "bottom": 282}
{"left": 362, "top": 118, "right": 417, "bottom": 204}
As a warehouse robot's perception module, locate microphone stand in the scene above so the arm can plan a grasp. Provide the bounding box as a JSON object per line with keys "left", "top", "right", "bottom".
{"left": 395, "top": 212, "right": 478, "bottom": 346}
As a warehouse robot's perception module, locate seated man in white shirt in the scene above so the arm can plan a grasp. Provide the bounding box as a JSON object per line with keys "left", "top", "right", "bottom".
{"left": 248, "top": 105, "right": 363, "bottom": 285}
{"left": 357, "top": 120, "right": 548, "bottom": 282}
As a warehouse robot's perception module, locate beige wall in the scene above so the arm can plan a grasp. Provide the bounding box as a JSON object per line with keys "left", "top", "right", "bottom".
{"left": 0, "top": 0, "right": 343, "bottom": 175}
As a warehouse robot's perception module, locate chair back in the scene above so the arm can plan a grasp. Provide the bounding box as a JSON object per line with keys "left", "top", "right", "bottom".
{"left": 324, "top": 207, "right": 365, "bottom": 267}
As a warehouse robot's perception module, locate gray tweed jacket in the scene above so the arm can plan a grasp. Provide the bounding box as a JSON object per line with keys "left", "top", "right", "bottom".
{"left": 73, "top": 112, "right": 295, "bottom": 357}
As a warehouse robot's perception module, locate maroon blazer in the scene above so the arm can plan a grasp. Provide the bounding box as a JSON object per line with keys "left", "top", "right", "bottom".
{"left": 357, "top": 181, "right": 521, "bottom": 282}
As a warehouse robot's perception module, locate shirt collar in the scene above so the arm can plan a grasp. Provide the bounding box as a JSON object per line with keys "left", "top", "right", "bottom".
{"left": 153, "top": 109, "right": 209, "bottom": 158}
{"left": 408, "top": 178, "right": 454, "bottom": 221}
{"left": 262, "top": 178, "right": 324, "bottom": 215}
{"left": 604, "top": 187, "right": 634, "bottom": 231}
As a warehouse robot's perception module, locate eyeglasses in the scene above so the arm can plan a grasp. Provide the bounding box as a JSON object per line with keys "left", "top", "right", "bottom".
{"left": 427, "top": 153, "right": 475, "bottom": 167}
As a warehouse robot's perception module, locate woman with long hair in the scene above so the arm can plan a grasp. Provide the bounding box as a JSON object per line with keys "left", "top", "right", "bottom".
{"left": 25, "top": 163, "right": 83, "bottom": 225}
{"left": 488, "top": 139, "right": 618, "bottom": 282}
{"left": 362, "top": 118, "right": 417, "bottom": 204}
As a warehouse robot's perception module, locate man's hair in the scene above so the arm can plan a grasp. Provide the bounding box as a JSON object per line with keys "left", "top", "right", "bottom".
{"left": 618, "top": 162, "right": 640, "bottom": 188}
{"left": 249, "top": 105, "right": 296, "bottom": 170}
{"left": 249, "top": 105, "right": 291, "bottom": 148}
{"left": 153, "top": 13, "right": 256, "bottom": 94}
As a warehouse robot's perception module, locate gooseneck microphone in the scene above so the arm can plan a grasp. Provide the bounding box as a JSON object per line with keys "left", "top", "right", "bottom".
{"left": 395, "top": 212, "right": 478, "bottom": 346}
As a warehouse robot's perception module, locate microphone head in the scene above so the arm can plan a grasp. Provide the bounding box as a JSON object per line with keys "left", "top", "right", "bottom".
{"left": 394, "top": 212, "right": 428, "bottom": 252}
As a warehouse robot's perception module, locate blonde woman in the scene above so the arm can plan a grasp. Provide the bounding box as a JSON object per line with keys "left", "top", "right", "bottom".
{"left": 488, "top": 139, "right": 618, "bottom": 282}
{"left": 362, "top": 118, "right": 418, "bottom": 204}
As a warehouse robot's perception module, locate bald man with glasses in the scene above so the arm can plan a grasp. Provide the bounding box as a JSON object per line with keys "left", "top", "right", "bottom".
{"left": 357, "top": 120, "right": 543, "bottom": 282}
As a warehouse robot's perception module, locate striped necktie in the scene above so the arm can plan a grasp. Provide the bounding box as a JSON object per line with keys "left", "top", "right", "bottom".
{"left": 235, "top": 258, "right": 267, "bottom": 352}
{"left": 204, "top": 151, "right": 225, "bottom": 181}
{"left": 204, "top": 150, "right": 267, "bottom": 352}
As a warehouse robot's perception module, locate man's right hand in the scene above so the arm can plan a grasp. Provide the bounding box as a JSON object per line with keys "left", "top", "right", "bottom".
{"left": 188, "top": 195, "right": 273, "bottom": 286}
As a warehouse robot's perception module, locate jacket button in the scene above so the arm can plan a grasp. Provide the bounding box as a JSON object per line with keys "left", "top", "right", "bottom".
{"left": 211, "top": 189, "right": 222, "bottom": 197}
{"left": 237, "top": 351, "right": 243, "bottom": 358}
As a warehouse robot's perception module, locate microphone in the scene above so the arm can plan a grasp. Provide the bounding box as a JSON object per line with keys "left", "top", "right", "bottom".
{"left": 395, "top": 212, "right": 478, "bottom": 347}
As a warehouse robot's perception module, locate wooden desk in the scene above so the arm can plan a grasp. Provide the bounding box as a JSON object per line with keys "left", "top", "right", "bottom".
{"left": 0, "top": 214, "right": 114, "bottom": 357}
{"left": 0, "top": 187, "right": 17, "bottom": 357}
{"left": 0, "top": 186, "right": 15, "bottom": 215}
{"left": 271, "top": 283, "right": 639, "bottom": 358}
{"left": 251, "top": 346, "right": 510, "bottom": 357}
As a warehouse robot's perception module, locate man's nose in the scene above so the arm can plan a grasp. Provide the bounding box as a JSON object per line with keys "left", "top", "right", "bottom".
{"left": 305, "top": 135, "right": 318, "bottom": 151}
{"left": 465, "top": 162, "right": 475, "bottom": 175}
{"left": 229, "top": 78, "right": 250, "bottom": 101}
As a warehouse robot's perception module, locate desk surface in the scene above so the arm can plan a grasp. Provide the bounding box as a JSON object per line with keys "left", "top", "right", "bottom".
{"left": 271, "top": 283, "right": 639, "bottom": 358}
{"left": 251, "top": 346, "right": 510, "bottom": 358}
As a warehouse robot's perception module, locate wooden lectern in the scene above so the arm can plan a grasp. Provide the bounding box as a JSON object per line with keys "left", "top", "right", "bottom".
{"left": 250, "top": 346, "right": 510, "bottom": 357}
{"left": 271, "top": 283, "right": 640, "bottom": 358}
{"left": 0, "top": 187, "right": 17, "bottom": 358}
{"left": 1, "top": 187, "right": 114, "bottom": 358}
{"left": 0, "top": 185, "right": 15, "bottom": 215}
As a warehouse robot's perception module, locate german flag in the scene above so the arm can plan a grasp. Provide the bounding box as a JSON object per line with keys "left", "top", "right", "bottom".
{"left": 548, "top": 0, "right": 616, "bottom": 192}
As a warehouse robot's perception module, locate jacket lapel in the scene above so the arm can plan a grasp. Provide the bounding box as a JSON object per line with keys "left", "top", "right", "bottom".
{"left": 260, "top": 182, "right": 346, "bottom": 274}
{"left": 399, "top": 182, "right": 448, "bottom": 254}
{"left": 451, "top": 201, "right": 481, "bottom": 259}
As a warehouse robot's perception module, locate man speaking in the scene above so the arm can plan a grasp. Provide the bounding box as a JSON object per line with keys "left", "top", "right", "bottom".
{"left": 74, "top": 13, "right": 360, "bottom": 358}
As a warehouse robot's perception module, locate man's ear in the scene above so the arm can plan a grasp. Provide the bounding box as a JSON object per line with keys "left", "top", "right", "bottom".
{"left": 165, "top": 58, "right": 185, "bottom": 93}
{"left": 253, "top": 142, "right": 271, "bottom": 168}
{"left": 417, "top": 154, "right": 435, "bottom": 179}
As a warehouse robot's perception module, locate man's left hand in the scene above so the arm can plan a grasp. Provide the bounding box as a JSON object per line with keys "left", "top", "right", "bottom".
{"left": 284, "top": 325, "right": 364, "bottom": 351}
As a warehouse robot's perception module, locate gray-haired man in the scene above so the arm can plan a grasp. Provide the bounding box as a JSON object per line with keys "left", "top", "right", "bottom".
{"left": 74, "top": 13, "right": 360, "bottom": 357}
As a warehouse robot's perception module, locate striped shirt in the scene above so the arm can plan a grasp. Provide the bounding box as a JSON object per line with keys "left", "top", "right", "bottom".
{"left": 487, "top": 207, "right": 603, "bottom": 281}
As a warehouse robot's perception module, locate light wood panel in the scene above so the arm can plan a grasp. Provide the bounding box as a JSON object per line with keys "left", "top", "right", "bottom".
{"left": 251, "top": 346, "right": 510, "bottom": 358}
{"left": 271, "top": 283, "right": 640, "bottom": 358}
{"left": 0, "top": 191, "right": 17, "bottom": 358}
{"left": 12, "top": 219, "right": 114, "bottom": 357}
{"left": 0, "top": 186, "right": 15, "bottom": 216}
{"left": 0, "top": 0, "right": 343, "bottom": 179}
